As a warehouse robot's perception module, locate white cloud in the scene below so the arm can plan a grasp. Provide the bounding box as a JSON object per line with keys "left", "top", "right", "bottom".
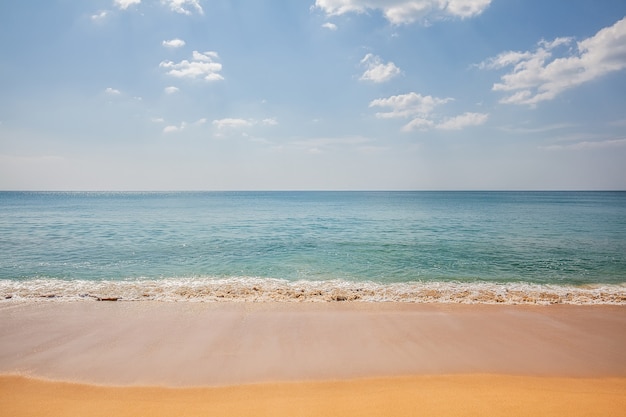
{"left": 212, "top": 118, "right": 279, "bottom": 132}
{"left": 114, "top": 0, "right": 141, "bottom": 10}
{"left": 359, "top": 54, "right": 401, "bottom": 83}
{"left": 212, "top": 118, "right": 252, "bottom": 130}
{"left": 369, "top": 92, "right": 451, "bottom": 118}
{"left": 480, "top": 16, "right": 626, "bottom": 105}
{"left": 164, "top": 86, "right": 180, "bottom": 94}
{"left": 322, "top": 22, "right": 338, "bottom": 30}
{"left": 444, "top": 0, "right": 492, "bottom": 18}
{"left": 114, "top": 0, "right": 203, "bottom": 15}
{"left": 314, "top": 0, "right": 491, "bottom": 25}
{"left": 163, "top": 125, "right": 180, "bottom": 134}
{"left": 401, "top": 118, "right": 434, "bottom": 132}
{"left": 370, "top": 92, "right": 487, "bottom": 131}
{"left": 105, "top": 87, "right": 121, "bottom": 95}
{"left": 435, "top": 112, "right": 489, "bottom": 130}
{"left": 192, "top": 50, "right": 219, "bottom": 61}
{"left": 161, "top": 119, "right": 205, "bottom": 133}
{"left": 160, "top": 51, "right": 223, "bottom": 82}
{"left": 162, "top": 39, "right": 186, "bottom": 48}
{"left": 161, "top": 0, "right": 203, "bottom": 15}
{"left": 91, "top": 10, "right": 109, "bottom": 21}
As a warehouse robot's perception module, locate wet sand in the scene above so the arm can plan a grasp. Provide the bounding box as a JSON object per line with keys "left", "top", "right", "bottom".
{"left": 1, "top": 301, "right": 625, "bottom": 416}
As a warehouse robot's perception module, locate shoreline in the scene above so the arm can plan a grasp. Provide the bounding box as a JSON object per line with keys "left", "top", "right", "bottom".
{"left": 2, "top": 277, "right": 626, "bottom": 304}
{"left": 2, "top": 301, "right": 625, "bottom": 416}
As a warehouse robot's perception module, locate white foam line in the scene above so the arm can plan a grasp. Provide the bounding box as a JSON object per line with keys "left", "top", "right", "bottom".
{"left": 1, "top": 278, "right": 625, "bottom": 305}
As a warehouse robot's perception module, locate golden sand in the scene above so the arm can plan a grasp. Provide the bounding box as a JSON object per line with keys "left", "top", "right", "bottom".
{"left": 2, "top": 374, "right": 625, "bottom": 417}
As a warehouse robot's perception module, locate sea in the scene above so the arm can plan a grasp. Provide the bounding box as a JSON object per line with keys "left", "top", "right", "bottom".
{"left": 1, "top": 191, "right": 625, "bottom": 304}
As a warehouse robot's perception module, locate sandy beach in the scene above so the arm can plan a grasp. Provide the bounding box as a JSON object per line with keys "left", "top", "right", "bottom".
{"left": 1, "top": 301, "right": 625, "bottom": 416}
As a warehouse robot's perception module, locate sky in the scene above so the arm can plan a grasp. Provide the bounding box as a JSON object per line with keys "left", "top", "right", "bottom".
{"left": 1, "top": 0, "right": 626, "bottom": 190}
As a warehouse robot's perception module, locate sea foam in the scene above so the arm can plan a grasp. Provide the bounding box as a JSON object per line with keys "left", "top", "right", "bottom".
{"left": 1, "top": 277, "right": 625, "bottom": 305}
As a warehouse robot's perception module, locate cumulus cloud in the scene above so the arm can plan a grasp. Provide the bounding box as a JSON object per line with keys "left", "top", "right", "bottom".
{"left": 369, "top": 92, "right": 451, "bottom": 118}
{"left": 370, "top": 92, "right": 487, "bottom": 131}
{"left": 160, "top": 51, "right": 223, "bottom": 81}
{"left": 105, "top": 87, "right": 121, "bottom": 95}
{"left": 322, "top": 22, "right": 338, "bottom": 30}
{"left": 114, "top": 0, "right": 141, "bottom": 10}
{"left": 314, "top": 0, "right": 491, "bottom": 25}
{"left": 161, "top": 0, "right": 203, "bottom": 15}
{"left": 164, "top": 86, "right": 180, "bottom": 94}
{"left": 480, "top": 16, "right": 626, "bottom": 106}
{"left": 162, "top": 38, "right": 186, "bottom": 48}
{"left": 359, "top": 54, "right": 401, "bottom": 83}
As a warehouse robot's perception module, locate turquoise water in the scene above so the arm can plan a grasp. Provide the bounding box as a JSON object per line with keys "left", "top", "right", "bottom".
{"left": 1, "top": 191, "right": 625, "bottom": 303}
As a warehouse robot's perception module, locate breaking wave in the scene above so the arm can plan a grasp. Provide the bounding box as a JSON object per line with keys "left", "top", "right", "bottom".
{"left": 1, "top": 277, "right": 625, "bottom": 305}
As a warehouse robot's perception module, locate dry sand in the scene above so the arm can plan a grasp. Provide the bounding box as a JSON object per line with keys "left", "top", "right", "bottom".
{"left": 2, "top": 374, "right": 625, "bottom": 417}
{"left": 1, "top": 301, "right": 625, "bottom": 416}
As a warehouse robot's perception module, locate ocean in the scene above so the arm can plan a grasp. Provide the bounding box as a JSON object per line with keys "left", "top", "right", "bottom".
{"left": 1, "top": 191, "right": 625, "bottom": 304}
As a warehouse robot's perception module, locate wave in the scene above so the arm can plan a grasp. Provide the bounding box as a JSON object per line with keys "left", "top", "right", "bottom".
{"left": 1, "top": 277, "right": 625, "bottom": 305}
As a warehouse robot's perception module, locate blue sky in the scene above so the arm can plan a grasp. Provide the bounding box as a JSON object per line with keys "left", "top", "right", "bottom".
{"left": 1, "top": 0, "right": 626, "bottom": 190}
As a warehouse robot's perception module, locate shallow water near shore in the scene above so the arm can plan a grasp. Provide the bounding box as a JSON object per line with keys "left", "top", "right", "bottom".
{"left": 1, "top": 191, "right": 625, "bottom": 303}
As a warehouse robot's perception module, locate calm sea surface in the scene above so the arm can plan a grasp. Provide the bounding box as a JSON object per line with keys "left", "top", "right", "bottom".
{"left": 1, "top": 191, "right": 625, "bottom": 303}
